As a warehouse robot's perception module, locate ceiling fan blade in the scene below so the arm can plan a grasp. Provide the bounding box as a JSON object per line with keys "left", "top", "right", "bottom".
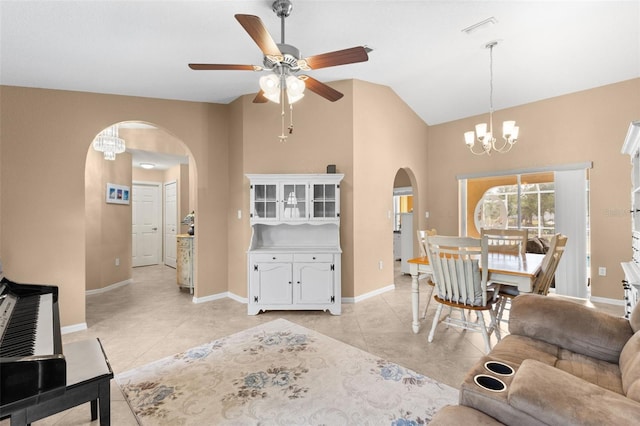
{"left": 235, "top": 14, "right": 282, "bottom": 58}
{"left": 300, "top": 76, "right": 344, "bottom": 102}
{"left": 188, "top": 64, "right": 261, "bottom": 71}
{"left": 253, "top": 91, "right": 268, "bottom": 103}
{"left": 302, "top": 46, "right": 369, "bottom": 70}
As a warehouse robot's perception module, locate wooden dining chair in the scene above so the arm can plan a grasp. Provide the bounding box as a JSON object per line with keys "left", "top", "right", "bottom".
{"left": 417, "top": 229, "right": 437, "bottom": 318}
{"left": 481, "top": 227, "right": 528, "bottom": 256}
{"left": 425, "top": 234, "right": 500, "bottom": 353}
{"left": 495, "top": 233, "right": 568, "bottom": 324}
{"left": 532, "top": 234, "right": 568, "bottom": 295}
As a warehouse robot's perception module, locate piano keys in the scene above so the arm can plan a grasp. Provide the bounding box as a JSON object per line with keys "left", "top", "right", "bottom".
{"left": 0, "top": 277, "right": 66, "bottom": 415}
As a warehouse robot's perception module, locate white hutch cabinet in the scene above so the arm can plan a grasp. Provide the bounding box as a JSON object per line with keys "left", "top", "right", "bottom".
{"left": 246, "top": 174, "right": 343, "bottom": 315}
{"left": 621, "top": 120, "right": 640, "bottom": 317}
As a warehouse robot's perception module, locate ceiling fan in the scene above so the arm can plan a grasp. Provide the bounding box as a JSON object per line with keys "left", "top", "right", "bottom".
{"left": 188, "top": 0, "right": 370, "bottom": 104}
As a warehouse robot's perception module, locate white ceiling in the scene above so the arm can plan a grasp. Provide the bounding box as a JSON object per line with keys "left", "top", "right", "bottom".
{"left": 1, "top": 1, "right": 638, "bottom": 128}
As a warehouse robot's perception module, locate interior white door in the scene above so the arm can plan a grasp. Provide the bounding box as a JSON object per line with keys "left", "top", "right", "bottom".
{"left": 132, "top": 183, "right": 161, "bottom": 267}
{"left": 164, "top": 181, "right": 178, "bottom": 268}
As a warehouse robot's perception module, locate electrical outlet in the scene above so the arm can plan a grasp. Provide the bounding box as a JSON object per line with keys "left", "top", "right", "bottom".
{"left": 598, "top": 267, "right": 606, "bottom": 276}
{"left": 379, "top": 261, "right": 383, "bottom": 270}
{"left": 425, "top": 211, "right": 430, "bottom": 219}
{"left": 115, "top": 257, "right": 120, "bottom": 266}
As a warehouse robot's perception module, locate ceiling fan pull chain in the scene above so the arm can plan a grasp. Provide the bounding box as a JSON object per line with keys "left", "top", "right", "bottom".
{"left": 279, "top": 88, "right": 287, "bottom": 142}
{"left": 288, "top": 103, "right": 294, "bottom": 134}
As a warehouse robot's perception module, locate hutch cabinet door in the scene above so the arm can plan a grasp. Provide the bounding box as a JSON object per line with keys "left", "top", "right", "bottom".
{"left": 251, "top": 183, "right": 278, "bottom": 221}
{"left": 281, "top": 182, "right": 308, "bottom": 220}
{"left": 294, "top": 262, "right": 335, "bottom": 304}
{"left": 251, "top": 262, "right": 292, "bottom": 305}
{"left": 311, "top": 182, "right": 340, "bottom": 220}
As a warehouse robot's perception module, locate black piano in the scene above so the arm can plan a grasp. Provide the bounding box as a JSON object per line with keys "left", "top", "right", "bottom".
{"left": 0, "top": 277, "right": 66, "bottom": 417}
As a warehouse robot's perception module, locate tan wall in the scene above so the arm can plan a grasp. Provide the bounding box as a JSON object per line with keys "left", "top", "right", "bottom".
{"left": 0, "top": 86, "right": 228, "bottom": 327}
{"left": 352, "top": 79, "right": 429, "bottom": 296}
{"left": 228, "top": 80, "right": 356, "bottom": 297}
{"left": 85, "top": 148, "right": 132, "bottom": 291}
{"left": 427, "top": 78, "right": 640, "bottom": 299}
{"left": 1, "top": 77, "right": 638, "bottom": 329}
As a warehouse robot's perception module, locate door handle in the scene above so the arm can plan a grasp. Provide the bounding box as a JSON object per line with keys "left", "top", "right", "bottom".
{"left": 152, "top": 227, "right": 158, "bottom": 231}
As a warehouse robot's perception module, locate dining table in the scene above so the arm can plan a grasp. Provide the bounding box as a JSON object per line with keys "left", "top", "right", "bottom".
{"left": 408, "top": 252, "right": 546, "bottom": 333}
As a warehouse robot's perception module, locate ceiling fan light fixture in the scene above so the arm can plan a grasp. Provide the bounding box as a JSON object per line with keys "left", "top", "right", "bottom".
{"left": 285, "top": 75, "right": 305, "bottom": 104}
{"left": 259, "top": 74, "right": 281, "bottom": 103}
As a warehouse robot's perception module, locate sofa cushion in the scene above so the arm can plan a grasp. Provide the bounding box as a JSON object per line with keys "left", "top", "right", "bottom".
{"left": 526, "top": 238, "right": 545, "bottom": 254}
{"left": 509, "top": 294, "right": 633, "bottom": 363}
{"left": 490, "top": 335, "right": 558, "bottom": 367}
{"left": 620, "top": 332, "right": 640, "bottom": 402}
{"left": 509, "top": 359, "right": 640, "bottom": 426}
{"left": 430, "top": 405, "right": 505, "bottom": 426}
{"left": 556, "top": 348, "right": 623, "bottom": 394}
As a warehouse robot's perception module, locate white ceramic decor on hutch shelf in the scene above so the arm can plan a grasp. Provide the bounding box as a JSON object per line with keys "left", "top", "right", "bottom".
{"left": 246, "top": 173, "right": 343, "bottom": 315}
{"left": 621, "top": 120, "right": 640, "bottom": 318}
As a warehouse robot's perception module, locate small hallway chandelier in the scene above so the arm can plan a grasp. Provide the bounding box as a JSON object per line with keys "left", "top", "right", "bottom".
{"left": 92, "top": 125, "right": 126, "bottom": 160}
{"left": 464, "top": 41, "right": 519, "bottom": 155}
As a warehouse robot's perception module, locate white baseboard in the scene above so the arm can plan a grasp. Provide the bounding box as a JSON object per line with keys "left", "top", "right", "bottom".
{"left": 590, "top": 296, "right": 625, "bottom": 306}
{"left": 192, "top": 291, "right": 231, "bottom": 304}
{"left": 61, "top": 322, "right": 87, "bottom": 335}
{"left": 85, "top": 278, "right": 132, "bottom": 295}
{"left": 342, "top": 284, "right": 395, "bottom": 304}
{"left": 226, "top": 292, "right": 248, "bottom": 304}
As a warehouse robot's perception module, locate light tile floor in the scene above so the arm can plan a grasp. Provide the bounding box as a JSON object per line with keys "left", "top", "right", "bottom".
{"left": 3, "top": 264, "right": 623, "bottom": 425}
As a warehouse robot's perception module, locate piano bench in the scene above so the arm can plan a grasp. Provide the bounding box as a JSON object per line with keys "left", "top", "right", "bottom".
{"left": 7, "top": 338, "right": 113, "bottom": 426}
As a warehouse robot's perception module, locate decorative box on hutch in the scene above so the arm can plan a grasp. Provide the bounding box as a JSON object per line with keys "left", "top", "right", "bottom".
{"left": 246, "top": 173, "right": 343, "bottom": 315}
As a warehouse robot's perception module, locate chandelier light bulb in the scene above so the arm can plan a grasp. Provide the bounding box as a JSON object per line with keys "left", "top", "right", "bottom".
{"left": 464, "top": 131, "right": 475, "bottom": 146}
{"left": 475, "top": 123, "right": 488, "bottom": 139}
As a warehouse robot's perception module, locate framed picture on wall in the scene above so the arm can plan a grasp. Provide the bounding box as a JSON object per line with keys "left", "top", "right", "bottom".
{"left": 106, "top": 183, "right": 130, "bottom": 205}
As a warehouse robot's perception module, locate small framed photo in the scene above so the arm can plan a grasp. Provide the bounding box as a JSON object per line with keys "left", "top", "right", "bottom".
{"left": 106, "top": 183, "right": 130, "bottom": 205}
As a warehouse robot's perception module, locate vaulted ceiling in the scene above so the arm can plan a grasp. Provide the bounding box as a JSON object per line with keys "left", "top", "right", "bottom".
{"left": 1, "top": 1, "right": 638, "bottom": 126}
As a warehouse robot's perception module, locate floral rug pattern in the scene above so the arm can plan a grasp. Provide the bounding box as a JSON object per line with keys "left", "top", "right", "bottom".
{"left": 116, "top": 319, "right": 457, "bottom": 425}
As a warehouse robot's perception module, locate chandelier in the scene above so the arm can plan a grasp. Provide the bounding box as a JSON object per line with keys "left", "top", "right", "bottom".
{"left": 464, "top": 41, "right": 519, "bottom": 155}
{"left": 92, "top": 125, "right": 126, "bottom": 160}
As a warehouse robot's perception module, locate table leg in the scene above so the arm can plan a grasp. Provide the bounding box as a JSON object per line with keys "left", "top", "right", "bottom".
{"left": 411, "top": 269, "right": 420, "bottom": 333}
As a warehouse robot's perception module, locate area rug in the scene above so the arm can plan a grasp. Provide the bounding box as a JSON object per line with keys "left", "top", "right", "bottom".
{"left": 116, "top": 318, "right": 458, "bottom": 425}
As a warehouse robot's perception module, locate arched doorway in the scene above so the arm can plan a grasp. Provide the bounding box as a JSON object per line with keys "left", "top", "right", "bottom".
{"left": 392, "top": 168, "right": 419, "bottom": 275}
{"left": 84, "top": 121, "right": 197, "bottom": 297}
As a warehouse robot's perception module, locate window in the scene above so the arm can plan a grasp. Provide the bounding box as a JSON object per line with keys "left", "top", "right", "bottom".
{"left": 458, "top": 163, "right": 592, "bottom": 298}
{"left": 476, "top": 180, "right": 556, "bottom": 238}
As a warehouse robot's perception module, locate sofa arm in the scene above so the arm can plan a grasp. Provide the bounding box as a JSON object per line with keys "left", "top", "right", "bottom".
{"left": 509, "top": 294, "right": 633, "bottom": 363}
{"left": 509, "top": 359, "right": 640, "bottom": 426}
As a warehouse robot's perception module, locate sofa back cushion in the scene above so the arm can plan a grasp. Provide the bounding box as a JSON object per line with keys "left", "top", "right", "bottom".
{"left": 620, "top": 331, "right": 640, "bottom": 402}
{"left": 510, "top": 295, "right": 633, "bottom": 363}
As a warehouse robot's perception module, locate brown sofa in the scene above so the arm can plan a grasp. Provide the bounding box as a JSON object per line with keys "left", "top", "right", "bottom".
{"left": 450, "top": 294, "right": 640, "bottom": 425}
